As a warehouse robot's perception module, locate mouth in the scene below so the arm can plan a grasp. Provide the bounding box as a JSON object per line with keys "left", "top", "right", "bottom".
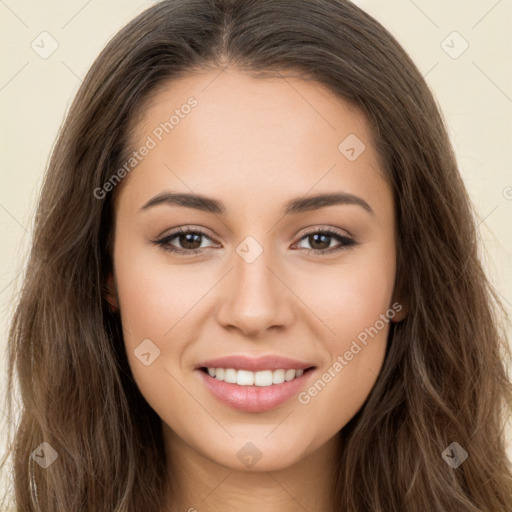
{"left": 195, "top": 356, "right": 317, "bottom": 412}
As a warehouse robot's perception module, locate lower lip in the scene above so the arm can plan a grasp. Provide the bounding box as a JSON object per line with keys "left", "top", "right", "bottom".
{"left": 197, "top": 369, "right": 315, "bottom": 412}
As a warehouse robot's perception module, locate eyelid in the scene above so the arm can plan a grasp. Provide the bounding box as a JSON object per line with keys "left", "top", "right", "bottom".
{"left": 299, "top": 225, "right": 354, "bottom": 240}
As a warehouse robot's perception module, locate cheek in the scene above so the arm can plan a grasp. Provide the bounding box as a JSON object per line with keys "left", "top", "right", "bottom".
{"left": 113, "top": 233, "right": 205, "bottom": 343}
{"left": 293, "top": 243, "right": 395, "bottom": 429}
{"left": 299, "top": 241, "right": 396, "bottom": 346}
{"left": 112, "top": 233, "right": 204, "bottom": 398}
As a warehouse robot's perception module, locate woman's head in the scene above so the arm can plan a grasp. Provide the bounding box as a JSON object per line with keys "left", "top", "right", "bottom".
{"left": 109, "top": 68, "right": 400, "bottom": 473}
{"left": 4, "top": 0, "right": 512, "bottom": 510}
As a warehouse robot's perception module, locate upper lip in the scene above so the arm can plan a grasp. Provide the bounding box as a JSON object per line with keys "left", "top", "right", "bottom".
{"left": 196, "top": 355, "right": 316, "bottom": 372}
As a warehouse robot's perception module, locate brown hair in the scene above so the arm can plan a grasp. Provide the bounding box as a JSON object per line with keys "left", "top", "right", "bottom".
{"left": 2, "top": 0, "right": 512, "bottom": 510}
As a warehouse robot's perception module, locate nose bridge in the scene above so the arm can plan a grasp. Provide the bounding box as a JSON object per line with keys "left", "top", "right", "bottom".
{"left": 233, "top": 234, "right": 281, "bottom": 309}
{"left": 216, "top": 234, "right": 293, "bottom": 335}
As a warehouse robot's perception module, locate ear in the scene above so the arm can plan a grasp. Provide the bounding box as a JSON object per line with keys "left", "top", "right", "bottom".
{"left": 104, "top": 272, "right": 119, "bottom": 312}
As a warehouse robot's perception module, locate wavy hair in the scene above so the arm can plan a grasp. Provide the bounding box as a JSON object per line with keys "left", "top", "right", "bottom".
{"left": 2, "top": 0, "right": 512, "bottom": 510}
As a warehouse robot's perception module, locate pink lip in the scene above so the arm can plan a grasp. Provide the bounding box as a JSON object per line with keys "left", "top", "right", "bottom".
{"left": 195, "top": 355, "right": 315, "bottom": 372}
{"left": 198, "top": 370, "right": 315, "bottom": 412}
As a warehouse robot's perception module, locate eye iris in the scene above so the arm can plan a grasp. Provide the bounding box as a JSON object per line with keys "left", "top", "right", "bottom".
{"left": 180, "top": 232, "right": 202, "bottom": 249}
{"left": 309, "top": 233, "right": 331, "bottom": 250}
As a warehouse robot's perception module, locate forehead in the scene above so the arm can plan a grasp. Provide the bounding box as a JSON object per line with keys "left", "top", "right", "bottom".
{"left": 119, "top": 68, "right": 391, "bottom": 218}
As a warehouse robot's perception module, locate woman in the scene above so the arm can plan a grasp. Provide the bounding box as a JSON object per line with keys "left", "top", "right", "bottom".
{"left": 2, "top": 0, "right": 512, "bottom": 510}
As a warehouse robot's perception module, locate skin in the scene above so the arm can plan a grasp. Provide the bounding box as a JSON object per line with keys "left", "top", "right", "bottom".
{"left": 106, "top": 68, "right": 405, "bottom": 512}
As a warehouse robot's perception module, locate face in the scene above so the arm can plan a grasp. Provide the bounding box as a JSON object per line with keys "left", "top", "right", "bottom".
{"left": 108, "top": 68, "right": 402, "bottom": 472}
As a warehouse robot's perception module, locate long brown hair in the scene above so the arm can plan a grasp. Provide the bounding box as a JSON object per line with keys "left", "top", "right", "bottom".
{"left": 2, "top": 0, "right": 511, "bottom": 510}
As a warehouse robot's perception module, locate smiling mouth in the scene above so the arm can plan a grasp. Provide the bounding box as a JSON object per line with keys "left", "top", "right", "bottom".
{"left": 199, "top": 366, "right": 315, "bottom": 387}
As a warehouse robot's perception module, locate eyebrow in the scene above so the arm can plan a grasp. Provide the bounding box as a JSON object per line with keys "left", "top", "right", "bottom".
{"left": 140, "top": 191, "right": 374, "bottom": 216}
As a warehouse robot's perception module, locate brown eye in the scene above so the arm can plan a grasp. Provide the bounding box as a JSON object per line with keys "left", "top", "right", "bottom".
{"left": 295, "top": 229, "right": 356, "bottom": 255}
{"left": 153, "top": 228, "right": 218, "bottom": 255}
{"left": 175, "top": 232, "right": 203, "bottom": 250}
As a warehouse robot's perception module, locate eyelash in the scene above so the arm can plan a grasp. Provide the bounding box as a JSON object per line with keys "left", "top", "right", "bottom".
{"left": 152, "top": 226, "right": 357, "bottom": 256}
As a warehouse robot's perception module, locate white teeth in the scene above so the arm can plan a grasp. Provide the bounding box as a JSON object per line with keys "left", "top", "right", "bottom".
{"left": 224, "top": 368, "right": 237, "bottom": 384}
{"left": 207, "top": 367, "right": 307, "bottom": 386}
{"left": 236, "top": 370, "right": 254, "bottom": 386}
{"left": 272, "top": 369, "right": 285, "bottom": 384}
{"left": 285, "top": 369, "right": 297, "bottom": 381}
{"left": 254, "top": 370, "right": 273, "bottom": 387}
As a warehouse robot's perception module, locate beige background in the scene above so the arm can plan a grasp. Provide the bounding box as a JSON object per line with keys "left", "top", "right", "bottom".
{"left": 1, "top": 0, "right": 511, "bottom": 494}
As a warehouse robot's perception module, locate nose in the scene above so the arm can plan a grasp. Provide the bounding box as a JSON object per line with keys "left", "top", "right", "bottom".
{"left": 216, "top": 244, "right": 295, "bottom": 338}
